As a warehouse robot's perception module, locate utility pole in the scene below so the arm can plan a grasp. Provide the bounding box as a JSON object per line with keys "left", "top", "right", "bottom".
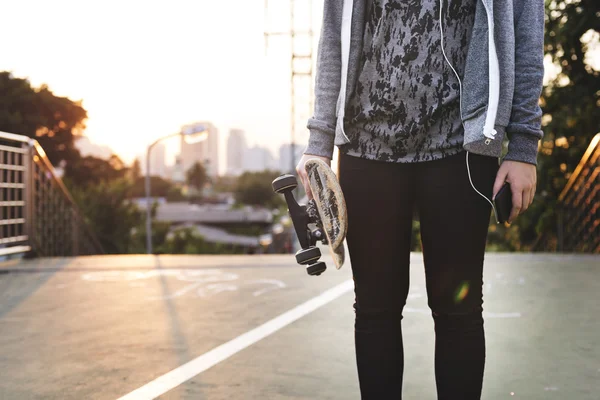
{"left": 264, "top": 0, "right": 315, "bottom": 175}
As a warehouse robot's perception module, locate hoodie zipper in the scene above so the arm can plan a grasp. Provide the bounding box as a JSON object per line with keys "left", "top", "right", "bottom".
{"left": 481, "top": 0, "right": 500, "bottom": 144}
{"left": 336, "top": 0, "right": 353, "bottom": 143}
{"left": 480, "top": 0, "right": 501, "bottom": 223}
{"left": 439, "top": 0, "right": 501, "bottom": 223}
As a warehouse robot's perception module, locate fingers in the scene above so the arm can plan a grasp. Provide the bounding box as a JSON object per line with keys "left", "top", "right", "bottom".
{"left": 520, "top": 185, "right": 535, "bottom": 213}
{"left": 492, "top": 167, "right": 508, "bottom": 200}
{"left": 508, "top": 188, "right": 522, "bottom": 224}
{"left": 296, "top": 154, "right": 333, "bottom": 201}
{"left": 295, "top": 160, "right": 313, "bottom": 200}
{"left": 497, "top": 160, "right": 538, "bottom": 224}
{"left": 507, "top": 183, "right": 535, "bottom": 223}
{"left": 522, "top": 189, "right": 531, "bottom": 214}
{"left": 528, "top": 178, "right": 536, "bottom": 208}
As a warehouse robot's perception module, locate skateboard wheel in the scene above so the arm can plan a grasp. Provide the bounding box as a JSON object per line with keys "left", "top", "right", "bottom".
{"left": 307, "top": 262, "right": 327, "bottom": 276}
{"left": 295, "top": 247, "right": 321, "bottom": 265}
{"left": 272, "top": 174, "right": 298, "bottom": 194}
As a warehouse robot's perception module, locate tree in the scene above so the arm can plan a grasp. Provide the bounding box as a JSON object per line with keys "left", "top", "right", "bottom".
{"left": 64, "top": 154, "right": 129, "bottom": 189}
{"left": 234, "top": 170, "right": 284, "bottom": 208}
{"left": 166, "top": 186, "right": 186, "bottom": 202}
{"left": 162, "top": 227, "right": 247, "bottom": 255}
{"left": 541, "top": 0, "right": 599, "bottom": 182}
{"left": 212, "top": 175, "right": 237, "bottom": 193}
{"left": 129, "top": 158, "right": 142, "bottom": 182}
{"left": 69, "top": 178, "right": 142, "bottom": 254}
{"left": 0, "top": 71, "right": 86, "bottom": 166}
{"left": 128, "top": 176, "right": 176, "bottom": 198}
{"left": 186, "top": 162, "right": 209, "bottom": 191}
{"left": 508, "top": 0, "right": 600, "bottom": 249}
{"left": 128, "top": 220, "right": 172, "bottom": 254}
{"left": 492, "top": 0, "right": 599, "bottom": 250}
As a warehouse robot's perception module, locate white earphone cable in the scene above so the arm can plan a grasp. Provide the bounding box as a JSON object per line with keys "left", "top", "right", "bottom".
{"left": 439, "top": 0, "right": 499, "bottom": 223}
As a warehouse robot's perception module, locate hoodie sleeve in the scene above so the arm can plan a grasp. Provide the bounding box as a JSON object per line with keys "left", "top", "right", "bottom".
{"left": 304, "top": 0, "right": 344, "bottom": 159}
{"left": 503, "top": 0, "right": 545, "bottom": 166}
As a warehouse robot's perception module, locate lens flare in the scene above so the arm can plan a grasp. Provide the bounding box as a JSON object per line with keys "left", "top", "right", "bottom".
{"left": 454, "top": 281, "right": 470, "bottom": 304}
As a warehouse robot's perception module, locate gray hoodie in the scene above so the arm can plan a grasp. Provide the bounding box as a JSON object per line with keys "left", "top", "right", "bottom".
{"left": 305, "top": 0, "right": 545, "bottom": 166}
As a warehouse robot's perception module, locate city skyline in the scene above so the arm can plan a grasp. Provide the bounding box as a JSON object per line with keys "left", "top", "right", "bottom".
{"left": 226, "top": 129, "right": 248, "bottom": 176}
{"left": 180, "top": 122, "right": 220, "bottom": 178}
{"left": 0, "top": 1, "right": 323, "bottom": 172}
{"left": 87, "top": 124, "right": 304, "bottom": 179}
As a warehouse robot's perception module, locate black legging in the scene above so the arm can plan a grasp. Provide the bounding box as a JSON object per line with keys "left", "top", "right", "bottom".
{"left": 338, "top": 149, "right": 499, "bottom": 400}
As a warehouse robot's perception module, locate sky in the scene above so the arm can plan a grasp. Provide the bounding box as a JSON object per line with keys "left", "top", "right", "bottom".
{"left": 1, "top": 1, "right": 598, "bottom": 174}
{"left": 0, "top": 0, "right": 321, "bottom": 174}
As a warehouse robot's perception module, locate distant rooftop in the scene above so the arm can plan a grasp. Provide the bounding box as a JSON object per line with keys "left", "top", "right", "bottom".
{"left": 149, "top": 202, "right": 274, "bottom": 224}
{"left": 169, "top": 223, "right": 261, "bottom": 246}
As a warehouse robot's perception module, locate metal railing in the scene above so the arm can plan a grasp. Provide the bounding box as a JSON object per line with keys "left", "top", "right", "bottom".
{"left": 0, "top": 131, "right": 104, "bottom": 258}
{"left": 0, "top": 132, "right": 28, "bottom": 257}
{"left": 531, "top": 133, "right": 600, "bottom": 253}
{"left": 555, "top": 133, "right": 600, "bottom": 253}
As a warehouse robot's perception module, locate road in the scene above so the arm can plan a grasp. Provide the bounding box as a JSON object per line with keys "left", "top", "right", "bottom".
{"left": 0, "top": 253, "right": 598, "bottom": 399}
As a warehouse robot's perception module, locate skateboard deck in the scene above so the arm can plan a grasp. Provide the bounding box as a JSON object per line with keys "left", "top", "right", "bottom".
{"left": 304, "top": 159, "right": 348, "bottom": 269}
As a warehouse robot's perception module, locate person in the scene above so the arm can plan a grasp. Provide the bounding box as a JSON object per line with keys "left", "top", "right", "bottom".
{"left": 296, "top": 0, "right": 544, "bottom": 398}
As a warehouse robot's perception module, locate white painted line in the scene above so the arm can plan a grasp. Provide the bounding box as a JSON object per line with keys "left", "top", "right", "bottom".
{"left": 116, "top": 279, "right": 354, "bottom": 400}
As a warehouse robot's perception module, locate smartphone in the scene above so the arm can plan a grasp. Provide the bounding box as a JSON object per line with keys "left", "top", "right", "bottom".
{"left": 494, "top": 182, "right": 513, "bottom": 224}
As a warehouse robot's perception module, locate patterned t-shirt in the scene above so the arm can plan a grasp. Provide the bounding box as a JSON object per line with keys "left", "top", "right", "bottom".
{"left": 342, "top": 0, "right": 477, "bottom": 163}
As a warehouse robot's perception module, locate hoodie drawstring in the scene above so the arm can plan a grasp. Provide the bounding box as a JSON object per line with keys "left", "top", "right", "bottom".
{"left": 439, "top": 0, "right": 500, "bottom": 224}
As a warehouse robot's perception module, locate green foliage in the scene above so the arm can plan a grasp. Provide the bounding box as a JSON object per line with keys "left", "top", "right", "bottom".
{"left": 541, "top": 0, "right": 599, "bottom": 180}
{"left": 166, "top": 186, "right": 185, "bottom": 202}
{"left": 213, "top": 175, "right": 237, "bottom": 193}
{"left": 499, "top": 0, "right": 599, "bottom": 251}
{"left": 186, "top": 162, "right": 209, "bottom": 191}
{"left": 129, "top": 158, "right": 142, "bottom": 182}
{"left": 0, "top": 72, "right": 145, "bottom": 254}
{"left": 0, "top": 71, "right": 86, "bottom": 166}
{"left": 221, "top": 225, "right": 266, "bottom": 237}
{"left": 67, "top": 178, "right": 142, "bottom": 254}
{"left": 128, "top": 220, "right": 172, "bottom": 254}
{"left": 234, "top": 170, "right": 284, "bottom": 208}
{"left": 65, "top": 154, "right": 129, "bottom": 189}
{"left": 128, "top": 176, "right": 176, "bottom": 198}
{"left": 162, "top": 227, "right": 247, "bottom": 255}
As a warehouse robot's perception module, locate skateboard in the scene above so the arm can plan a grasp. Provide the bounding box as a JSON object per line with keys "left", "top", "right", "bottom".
{"left": 272, "top": 159, "right": 348, "bottom": 276}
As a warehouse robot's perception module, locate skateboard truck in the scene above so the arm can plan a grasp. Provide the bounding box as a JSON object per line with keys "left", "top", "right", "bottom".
{"left": 272, "top": 174, "right": 327, "bottom": 276}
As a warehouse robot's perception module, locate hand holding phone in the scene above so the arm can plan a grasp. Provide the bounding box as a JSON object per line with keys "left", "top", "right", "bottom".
{"left": 493, "top": 182, "right": 513, "bottom": 224}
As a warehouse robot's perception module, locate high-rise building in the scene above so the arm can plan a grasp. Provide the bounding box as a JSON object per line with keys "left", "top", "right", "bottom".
{"left": 279, "top": 143, "right": 305, "bottom": 174}
{"left": 226, "top": 129, "right": 248, "bottom": 176}
{"left": 171, "top": 156, "right": 186, "bottom": 183}
{"left": 149, "top": 142, "right": 166, "bottom": 178}
{"left": 179, "top": 122, "right": 219, "bottom": 178}
{"left": 227, "top": 130, "right": 279, "bottom": 174}
{"left": 244, "top": 146, "right": 277, "bottom": 173}
{"left": 137, "top": 141, "right": 166, "bottom": 178}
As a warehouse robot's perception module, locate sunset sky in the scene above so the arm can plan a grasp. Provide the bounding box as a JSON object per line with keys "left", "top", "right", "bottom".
{"left": 1, "top": 1, "right": 598, "bottom": 174}
{"left": 0, "top": 0, "right": 321, "bottom": 173}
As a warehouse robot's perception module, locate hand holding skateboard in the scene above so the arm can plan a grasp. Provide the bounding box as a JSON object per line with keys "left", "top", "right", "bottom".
{"left": 272, "top": 158, "right": 348, "bottom": 276}
{"left": 295, "top": 154, "right": 331, "bottom": 200}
